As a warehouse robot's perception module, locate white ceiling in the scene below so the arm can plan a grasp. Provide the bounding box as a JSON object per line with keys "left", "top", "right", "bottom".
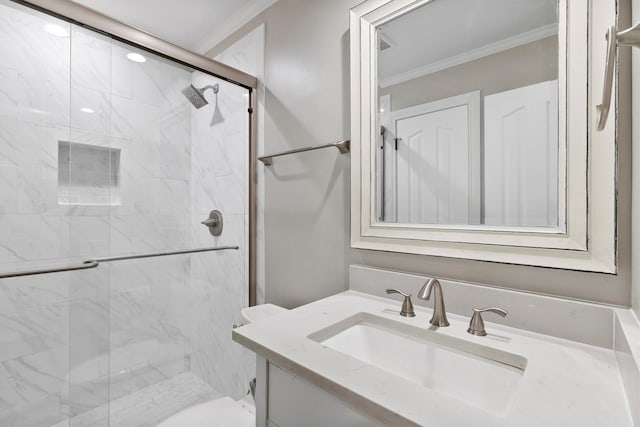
{"left": 378, "top": 0, "right": 558, "bottom": 83}
{"left": 71, "top": 0, "right": 276, "bottom": 53}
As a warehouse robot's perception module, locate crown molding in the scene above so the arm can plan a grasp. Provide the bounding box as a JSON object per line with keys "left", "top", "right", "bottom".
{"left": 379, "top": 24, "right": 558, "bottom": 88}
{"left": 191, "top": 0, "right": 278, "bottom": 54}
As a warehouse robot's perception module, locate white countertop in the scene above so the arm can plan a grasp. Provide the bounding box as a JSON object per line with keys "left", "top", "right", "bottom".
{"left": 233, "top": 291, "right": 633, "bottom": 427}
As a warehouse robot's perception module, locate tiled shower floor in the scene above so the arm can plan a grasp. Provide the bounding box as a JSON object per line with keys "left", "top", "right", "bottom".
{"left": 51, "top": 372, "right": 224, "bottom": 427}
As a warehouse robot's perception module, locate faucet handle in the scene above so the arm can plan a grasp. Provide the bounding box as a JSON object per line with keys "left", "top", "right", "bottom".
{"left": 467, "top": 307, "right": 508, "bottom": 336}
{"left": 385, "top": 288, "right": 416, "bottom": 318}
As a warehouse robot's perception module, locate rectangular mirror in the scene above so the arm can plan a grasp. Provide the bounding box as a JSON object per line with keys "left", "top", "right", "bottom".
{"left": 376, "top": 0, "right": 559, "bottom": 228}
{"left": 350, "top": 0, "right": 618, "bottom": 272}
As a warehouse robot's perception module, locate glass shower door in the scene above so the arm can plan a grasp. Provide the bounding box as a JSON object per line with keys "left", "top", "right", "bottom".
{"left": 64, "top": 24, "right": 114, "bottom": 427}
{"left": 0, "top": 1, "right": 252, "bottom": 426}
{"left": 0, "top": 2, "right": 113, "bottom": 426}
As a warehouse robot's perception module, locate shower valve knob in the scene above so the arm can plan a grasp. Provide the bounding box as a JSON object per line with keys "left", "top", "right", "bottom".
{"left": 201, "top": 210, "right": 223, "bottom": 236}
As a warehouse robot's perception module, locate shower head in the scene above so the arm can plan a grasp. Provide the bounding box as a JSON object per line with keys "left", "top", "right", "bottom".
{"left": 181, "top": 83, "right": 219, "bottom": 109}
{"left": 182, "top": 85, "right": 207, "bottom": 109}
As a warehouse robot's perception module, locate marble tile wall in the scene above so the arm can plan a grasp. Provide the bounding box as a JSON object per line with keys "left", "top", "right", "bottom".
{"left": 0, "top": 2, "right": 250, "bottom": 425}
{"left": 211, "top": 24, "right": 266, "bottom": 398}
{"left": 188, "top": 70, "right": 249, "bottom": 400}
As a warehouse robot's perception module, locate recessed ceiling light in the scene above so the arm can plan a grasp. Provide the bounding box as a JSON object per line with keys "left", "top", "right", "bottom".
{"left": 44, "top": 24, "right": 69, "bottom": 38}
{"left": 80, "top": 107, "right": 94, "bottom": 114}
{"left": 126, "top": 53, "right": 146, "bottom": 63}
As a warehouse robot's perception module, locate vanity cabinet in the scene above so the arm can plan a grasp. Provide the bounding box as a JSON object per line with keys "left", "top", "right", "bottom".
{"left": 261, "top": 363, "right": 373, "bottom": 427}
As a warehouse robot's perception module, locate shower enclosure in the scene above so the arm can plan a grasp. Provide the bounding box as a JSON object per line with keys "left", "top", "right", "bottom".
{"left": 0, "top": 0, "right": 257, "bottom": 425}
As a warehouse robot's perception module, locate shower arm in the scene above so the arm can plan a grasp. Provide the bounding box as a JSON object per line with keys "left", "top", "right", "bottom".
{"left": 200, "top": 84, "right": 219, "bottom": 94}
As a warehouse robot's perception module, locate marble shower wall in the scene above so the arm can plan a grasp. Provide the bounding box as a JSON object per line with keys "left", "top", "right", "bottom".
{"left": 211, "top": 23, "right": 266, "bottom": 399}
{"left": 0, "top": 2, "right": 249, "bottom": 425}
{"left": 188, "top": 71, "right": 249, "bottom": 401}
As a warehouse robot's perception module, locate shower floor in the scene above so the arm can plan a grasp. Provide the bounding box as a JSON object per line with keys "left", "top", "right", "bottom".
{"left": 51, "top": 372, "right": 238, "bottom": 427}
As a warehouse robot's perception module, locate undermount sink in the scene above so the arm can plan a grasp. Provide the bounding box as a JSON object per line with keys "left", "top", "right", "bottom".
{"left": 308, "top": 312, "right": 527, "bottom": 415}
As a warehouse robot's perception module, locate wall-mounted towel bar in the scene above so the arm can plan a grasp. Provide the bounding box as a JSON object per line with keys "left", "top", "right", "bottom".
{"left": 0, "top": 246, "right": 239, "bottom": 279}
{"left": 597, "top": 21, "right": 640, "bottom": 131}
{"left": 258, "top": 140, "right": 350, "bottom": 166}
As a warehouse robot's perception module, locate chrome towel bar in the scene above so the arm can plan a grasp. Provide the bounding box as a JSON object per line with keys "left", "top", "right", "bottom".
{"left": 0, "top": 246, "right": 239, "bottom": 279}
{"left": 597, "top": 21, "right": 640, "bottom": 131}
{"left": 258, "top": 140, "right": 350, "bottom": 166}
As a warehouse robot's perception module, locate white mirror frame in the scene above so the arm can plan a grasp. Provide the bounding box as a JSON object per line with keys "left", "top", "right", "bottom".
{"left": 350, "top": 0, "right": 618, "bottom": 273}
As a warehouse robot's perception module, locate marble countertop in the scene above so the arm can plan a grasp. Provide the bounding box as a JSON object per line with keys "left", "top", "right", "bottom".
{"left": 233, "top": 291, "right": 633, "bottom": 427}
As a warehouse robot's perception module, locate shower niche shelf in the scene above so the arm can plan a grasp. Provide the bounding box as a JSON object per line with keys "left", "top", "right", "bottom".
{"left": 58, "top": 141, "right": 121, "bottom": 206}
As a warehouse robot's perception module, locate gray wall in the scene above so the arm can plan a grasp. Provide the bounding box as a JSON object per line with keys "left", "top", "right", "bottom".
{"left": 208, "top": 0, "right": 632, "bottom": 309}
{"left": 209, "top": 0, "right": 360, "bottom": 308}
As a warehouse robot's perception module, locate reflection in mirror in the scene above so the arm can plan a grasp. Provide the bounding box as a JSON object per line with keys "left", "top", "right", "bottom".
{"left": 375, "top": 0, "right": 559, "bottom": 228}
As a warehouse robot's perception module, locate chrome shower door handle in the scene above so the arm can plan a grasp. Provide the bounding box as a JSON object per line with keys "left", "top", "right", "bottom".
{"left": 385, "top": 288, "right": 416, "bottom": 318}
{"left": 467, "top": 307, "right": 508, "bottom": 336}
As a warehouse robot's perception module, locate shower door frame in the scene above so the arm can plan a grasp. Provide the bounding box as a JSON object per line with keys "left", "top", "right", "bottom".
{"left": 11, "top": 0, "right": 259, "bottom": 306}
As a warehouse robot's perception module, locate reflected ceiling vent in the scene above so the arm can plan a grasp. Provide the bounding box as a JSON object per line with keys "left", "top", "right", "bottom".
{"left": 378, "top": 33, "right": 393, "bottom": 51}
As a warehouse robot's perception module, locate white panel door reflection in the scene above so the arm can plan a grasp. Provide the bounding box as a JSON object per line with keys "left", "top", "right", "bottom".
{"left": 484, "top": 80, "right": 558, "bottom": 227}
{"left": 387, "top": 92, "right": 480, "bottom": 224}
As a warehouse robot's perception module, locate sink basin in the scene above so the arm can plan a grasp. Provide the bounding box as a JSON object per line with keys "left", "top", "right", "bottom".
{"left": 309, "top": 313, "right": 527, "bottom": 415}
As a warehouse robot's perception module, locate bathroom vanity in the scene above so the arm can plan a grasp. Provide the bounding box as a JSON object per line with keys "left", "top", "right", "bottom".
{"left": 233, "top": 265, "right": 639, "bottom": 427}
{"left": 233, "top": 0, "right": 640, "bottom": 424}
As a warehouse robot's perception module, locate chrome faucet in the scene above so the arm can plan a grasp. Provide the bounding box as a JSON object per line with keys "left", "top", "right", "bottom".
{"left": 417, "top": 278, "right": 449, "bottom": 327}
